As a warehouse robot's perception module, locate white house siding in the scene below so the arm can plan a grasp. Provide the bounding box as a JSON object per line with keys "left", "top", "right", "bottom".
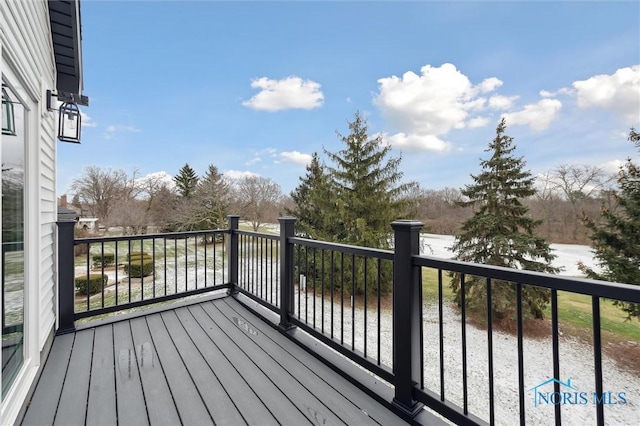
{"left": 1, "top": 0, "right": 58, "bottom": 422}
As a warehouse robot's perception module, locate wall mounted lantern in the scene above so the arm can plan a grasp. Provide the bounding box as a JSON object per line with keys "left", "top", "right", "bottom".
{"left": 2, "top": 85, "right": 17, "bottom": 136}
{"left": 58, "top": 102, "right": 81, "bottom": 143}
{"left": 47, "top": 89, "right": 83, "bottom": 143}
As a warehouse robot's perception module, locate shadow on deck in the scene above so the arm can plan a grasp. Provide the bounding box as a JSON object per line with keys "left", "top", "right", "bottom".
{"left": 21, "top": 294, "right": 441, "bottom": 425}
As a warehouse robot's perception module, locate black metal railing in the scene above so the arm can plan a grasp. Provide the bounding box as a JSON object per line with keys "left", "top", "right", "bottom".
{"left": 56, "top": 216, "right": 640, "bottom": 425}
{"left": 57, "top": 221, "right": 231, "bottom": 329}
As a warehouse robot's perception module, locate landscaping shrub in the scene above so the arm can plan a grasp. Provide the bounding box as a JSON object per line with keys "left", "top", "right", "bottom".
{"left": 124, "top": 259, "right": 154, "bottom": 278}
{"left": 127, "top": 252, "right": 152, "bottom": 261}
{"left": 92, "top": 253, "right": 115, "bottom": 268}
{"left": 75, "top": 274, "right": 108, "bottom": 295}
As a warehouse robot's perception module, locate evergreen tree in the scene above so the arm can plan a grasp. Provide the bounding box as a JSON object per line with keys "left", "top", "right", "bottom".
{"left": 580, "top": 128, "right": 640, "bottom": 319}
{"left": 451, "top": 118, "right": 559, "bottom": 320}
{"left": 324, "top": 111, "right": 417, "bottom": 249}
{"left": 287, "top": 153, "right": 335, "bottom": 239}
{"left": 193, "top": 164, "right": 230, "bottom": 231}
{"left": 174, "top": 163, "right": 199, "bottom": 198}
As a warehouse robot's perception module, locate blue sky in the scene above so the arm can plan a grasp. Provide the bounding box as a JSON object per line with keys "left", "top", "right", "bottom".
{"left": 59, "top": 1, "right": 640, "bottom": 196}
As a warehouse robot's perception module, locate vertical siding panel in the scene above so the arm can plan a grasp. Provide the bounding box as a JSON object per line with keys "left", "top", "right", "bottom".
{"left": 2, "top": 0, "right": 58, "bottom": 352}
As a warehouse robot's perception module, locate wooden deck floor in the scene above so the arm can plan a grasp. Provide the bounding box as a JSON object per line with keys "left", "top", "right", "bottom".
{"left": 21, "top": 296, "right": 409, "bottom": 425}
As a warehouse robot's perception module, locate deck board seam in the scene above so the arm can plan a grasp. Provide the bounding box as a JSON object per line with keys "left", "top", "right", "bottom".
{"left": 209, "top": 300, "right": 353, "bottom": 425}
{"left": 110, "top": 324, "right": 119, "bottom": 425}
{"left": 158, "top": 311, "right": 216, "bottom": 425}
{"left": 84, "top": 329, "right": 96, "bottom": 424}
{"left": 222, "top": 298, "right": 390, "bottom": 425}
{"left": 185, "top": 304, "right": 284, "bottom": 425}
{"left": 172, "top": 307, "right": 249, "bottom": 425}
{"left": 198, "top": 302, "right": 315, "bottom": 425}
{"left": 51, "top": 333, "right": 76, "bottom": 425}
{"left": 128, "top": 319, "right": 153, "bottom": 426}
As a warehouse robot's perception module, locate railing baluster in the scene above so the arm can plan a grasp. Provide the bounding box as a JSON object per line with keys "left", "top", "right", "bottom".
{"left": 174, "top": 238, "right": 177, "bottom": 295}
{"left": 115, "top": 241, "right": 119, "bottom": 306}
{"left": 364, "top": 256, "right": 368, "bottom": 359}
{"left": 351, "top": 254, "right": 356, "bottom": 352}
{"left": 331, "top": 251, "right": 335, "bottom": 339}
{"left": 551, "top": 288, "right": 561, "bottom": 426}
{"left": 152, "top": 238, "right": 156, "bottom": 298}
{"left": 141, "top": 239, "right": 145, "bottom": 301}
{"left": 163, "top": 238, "right": 167, "bottom": 296}
{"left": 313, "top": 247, "right": 317, "bottom": 329}
{"left": 461, "top": 273, "right": 468, "bottom": 415}
{"left": 101, "top": 241, "right": 105, "bottom": 308}
{"left": 128, "top": 240, "right": 132, "bottom": 303}
{"left": 377, "top": 258, "right": 381, "bottom": 366}
{"left": 86, "top": 242, "right": 90, "bottom": 310}
{"left": 194, "top": 234, "right": 198, "bottom": 290}
{"left": 592, "top": 296, "right": 604, "bottom": 426}
{"left": 321, "top": 248, "right": 325, "bottom": 334}
{"left": 438, "top": 268, "right": 445, "bottom": 400}
{"left": 487, "top": 278, "right": 495, "bottom": 426}
{"left": 517, "top": 282, "right": 525, "bottom": 426}
{"left": 341, "top": 252, "right": 344, "bottom": 346}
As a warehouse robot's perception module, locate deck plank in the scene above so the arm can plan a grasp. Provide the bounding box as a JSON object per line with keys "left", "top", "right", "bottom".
{"left": 202, "top": 301, "right": 350, "bottom": 425}
{"left": 144, "top": 313, "right": 212, "bottom": 425}
{"left": 220, "top": 298, "right": 407, "bottom": 425}
{"left": 162, "top": 309, "right": 246, "bottom": 425}
{"left": 191, "top": 304, "right": 309, "bottom": 424}
{"left": 112, "top": 320, "right": 149, "bottom": 426}
{"left": 23, "top": 296, "right": 411, "bottom": 426}
{"left": 86, "top": 325, "right": 117, "bottom": 425}
{"left": 21, "top": 333, "right": 74, "bottom": 426}
{"left": 128, "top": 317, "right": 181, "bottom": 426}
{"left": 175, "top": 306, "right": 276, "bottom": 425}
{"left": 54, "top": 329, "right": 94, "bottom": 426}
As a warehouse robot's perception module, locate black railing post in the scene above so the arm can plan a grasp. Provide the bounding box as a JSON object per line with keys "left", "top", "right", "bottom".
{"left": 279, "top": 217, "right": 296, "bottom": 331}
{"left": 227, "top": 215, "right": 240, "bottom": 295}
{"left": 391, "top": 220, "right": 424, "bottom": 417}
{"left": 57, "top": 220, "right": 76, "bottom": 334}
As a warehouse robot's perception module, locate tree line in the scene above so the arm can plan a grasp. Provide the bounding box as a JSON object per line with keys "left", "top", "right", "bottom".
{"left": 69, "top": 165, "right": 287, "bottom": 234}
{"left": 68, "top": 113, "right": 639, "bottom": 320}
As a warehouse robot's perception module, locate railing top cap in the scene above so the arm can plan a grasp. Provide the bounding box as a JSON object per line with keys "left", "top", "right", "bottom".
{"left": 390, "top": 220, "right": 424, "bottom": 228}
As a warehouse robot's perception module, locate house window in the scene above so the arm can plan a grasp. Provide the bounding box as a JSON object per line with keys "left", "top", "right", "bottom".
{"left": 1, "top": 78, "right": 25, "bottom": 399}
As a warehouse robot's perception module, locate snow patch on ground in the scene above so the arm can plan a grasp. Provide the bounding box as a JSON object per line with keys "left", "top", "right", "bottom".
{"left": 420, "top": 233, "right": 601, "bottom": 277}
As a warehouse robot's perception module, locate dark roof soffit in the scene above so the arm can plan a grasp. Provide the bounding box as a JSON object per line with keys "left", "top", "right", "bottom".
{"left": 48, "top": 0, "right": 88, "bottom": 106}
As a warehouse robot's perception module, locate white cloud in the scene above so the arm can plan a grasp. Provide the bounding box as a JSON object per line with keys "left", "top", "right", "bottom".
{"left": 136, "top": 171, "right": 175, "bottom": 191}
{"left": 502, "top": 98, "right": 562, "bottom": 131}
{"left": 374, "top": 63, "right": 503, "bottom": 152}
{"left": 245, "top": 157, "right": 261, "bottom": 166}
{"left": 601, "top": 159, "right": 625, "bottom": 175}
{"left": 479, "top": 77, "right": 503, "bottom": 93}
{"left": 571, "top": 65, "right": 640, "bottom": 124}
{"left": 223, "top": 170, "right": 259, "bottom": 180}
{"left": 467, "top": 116, "right": 489, "bottom": 128}
{"left": 384, "top": 132, "right": 451, "bottom": 152}
{"left": 488, "top": 95, "right": 519, "bottom": 110}
{"left": 242, "top": 76, "right": 324, "bottom": 111}
{"left": 280, "top": 151, "right": 312, "bottom": 165}
{"left": 80, "top": 110, "right": 97, "bottom": 128}
{"left": 103, "top": 124, "right": 141, "bottom": 140}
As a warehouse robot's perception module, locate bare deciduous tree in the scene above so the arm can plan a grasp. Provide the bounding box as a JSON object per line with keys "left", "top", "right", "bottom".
{"left": 231, "top": 176, "right": 283, "bottom": 231}
{"left": 70, "top": 166, "right": 130, "bottom": 224}
{"left": 551, "top": 164, "right": 607, "bottom": 240}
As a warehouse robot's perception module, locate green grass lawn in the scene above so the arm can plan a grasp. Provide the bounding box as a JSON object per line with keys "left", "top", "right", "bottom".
{"left": 421, "top": 268, "right": 640, "bottom": 342}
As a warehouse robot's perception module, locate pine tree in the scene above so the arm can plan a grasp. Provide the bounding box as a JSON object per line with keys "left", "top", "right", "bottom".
{"left": 287, "top": 153, "right": 335, "bottom": 239}
{"left": 580, "top": 128, "right": 640, "bottom": 319}
{"left": 174, "top": 163, "right": 199, "bottom": 198}
{"left": 451, "top": 118, "right": 559, "bottom": 320}
{"left": 324, "top": 111, "right": 416, "bottom": 249}
{"left": 194, "top": 164, "right": 230, "bottom": 231}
